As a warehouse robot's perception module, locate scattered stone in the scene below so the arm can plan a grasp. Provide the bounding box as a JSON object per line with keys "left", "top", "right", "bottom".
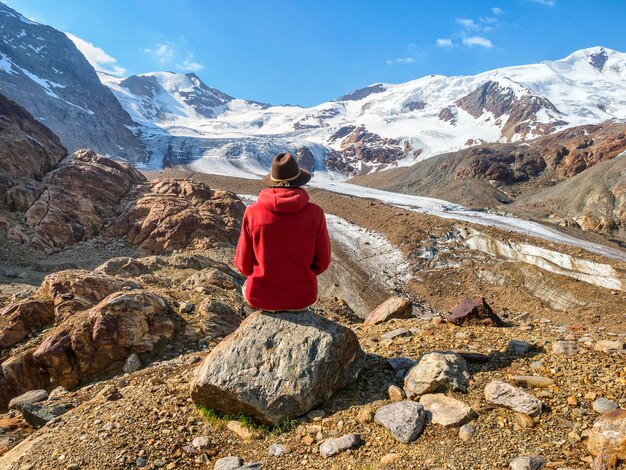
{"left": 594, "top": 340, "right": 624, "bottom": 353}
{"left": 587, "top": 409, "right": 626, "bottom": 460}
{"left": 552, "top": 341, "right": 579, "bottom": 356}
{"left": 179, "top": 301, "right": 194, "bottom": 314}
{"left": 446, "top": 297, "right": 503, "bottom": 327}
{"left": 374, "top": 401, "right": 426, "bottom": 443}
{"left": 214, "top": 457, "right": 243, "bottom": 470}
{"left": 123, "top": 353, "right": 142, "bottom": 374}
{"left": 136, "top": 457, "right": 148, "bottom": 468}
{"left": 48, "top": 386, "right": 68, "bottom": 401}
{"left": 593, "top": 398, "right": 619, "bottom": 414}
{"left": 319, "top": 433, "right": 361, "bottom": 458}
{"left": 484, "top": 381, "right": 544, "bottom": 417}
{"left": 515, "top": 413, "right": 536, "bottom": 428}
{"left": 507, "top": 340, "right": 533, "bottom": 355}
{"left": 404, "top": 352, "right": 469, "bottom": 398}
{"left": 268, "top": 443, "right": 290, "bottom": 456}
{"left": 364, "top": 297, "right": 413, "bottom": 325}
{"left": 381, "top": 328, "right": 412, "bottom": 340}
{"left": 419, "top": 394, "right": 476, "bottom": 427}
{"left": 380, "top": 453, "right": 401, "bottom": 465}
{"left": 192, "top": 436, "right": 211, "bottom": 449}
{"left": 15, "top": 402, "right": 68, "bottom": 428}
{"left": 356, "top": 408, "right": 374, "bottom": 424}
{"left": 510, "top": 375, "right": 554, "bottom": 389}
{"left": 388, "top": 385, "right": 405, "bottom": 402}
{"left": 509, "top": 456, "right": 547, "bottom": 470}
{"left": 190, "top": 311, "right": 365, "bottom": 425}
{"left": 451, "top": 350, "right": 490, "bottom": 364}
{"left": 8, "top": 389, "right": 49, "bottom": 410}
{"left": 459, "top": 423, "right": 476, "bottom": 441}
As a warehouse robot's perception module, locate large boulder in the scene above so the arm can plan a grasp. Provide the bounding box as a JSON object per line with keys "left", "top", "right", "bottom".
{"left": 404, "top": 352, "right": 469, "bottom": 398}
{"left": 190, "top": 311, "right": 365, "bottom": 425}
{"left": 33, "top": 290, "right": 175, "bottom": 388}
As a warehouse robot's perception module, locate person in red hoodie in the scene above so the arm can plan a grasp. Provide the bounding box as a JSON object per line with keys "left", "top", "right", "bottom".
{"left": 234, "top": 152, "right": 331, "bottom": 311}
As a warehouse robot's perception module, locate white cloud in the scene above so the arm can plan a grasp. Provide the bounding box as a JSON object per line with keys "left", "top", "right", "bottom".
{"left": 436, "top": 38, "right": 454, "bottom": 48}
{"left": 143, "top": 43, "right": 176, "bottom": 65}
{"left": 527, "top": 0, "right": 555, "bottom": 5}
{"left": 456, "top": 18, "right": 479, "bottom": 30}
{"left": 463, "top": 36, "right": 493, "bottom": 48}
{"left": 492, "top": 6, "right": 504, "bottom": 15}
{"left": 386, "top": 56, "right": 417, "bottom": 65}
{"left": 65, "top": 32, "right": 126, "bottom": 76}
{"left": 177, "top": 52, "right": 204, "bottom": 72}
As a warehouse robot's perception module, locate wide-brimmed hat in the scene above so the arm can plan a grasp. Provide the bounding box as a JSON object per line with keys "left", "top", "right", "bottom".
{"left": 261, "top": 152, "right": 312, "bottom": 188}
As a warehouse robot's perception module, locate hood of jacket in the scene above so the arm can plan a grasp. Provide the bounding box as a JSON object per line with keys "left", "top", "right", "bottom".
{"left": 258, "top": 187, "right": 310, "bottom": 215}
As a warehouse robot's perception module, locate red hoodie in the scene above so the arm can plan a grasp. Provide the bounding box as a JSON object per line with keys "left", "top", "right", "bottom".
{"left": 234, "top": 187, "right": 331, "bottom": 311}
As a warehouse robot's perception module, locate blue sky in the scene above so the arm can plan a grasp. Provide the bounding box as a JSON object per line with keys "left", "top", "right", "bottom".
{"left": 5, "top": 0, "right": 626, "bottom": 106}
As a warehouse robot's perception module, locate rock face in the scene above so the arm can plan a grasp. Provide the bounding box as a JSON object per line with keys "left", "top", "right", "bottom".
{"left": 0, "top": 299, "right": 54, "bottom": 349}
{"left": 328, "top": 126, "right": 407, "bottom": 166}
{"left": 33, "top": 290, "right": 175, "bottom": 389}
{"left": 587, "top": 409, "right": 626, "bottom": 460}
{"left": 447, "top": 298, "right": 503, "bottom": 327}
{"left": 190, "top": 311, "right": 365, "bottom": 425}
{"left": 404, "top": 352, "right": 469, "bottom": 398}
{"left": 374, "top": 401, "right": 426, "bottom": 443}
{"left": 106, "top": 179, "right": 244, "bottom": 254}
{"left": 484, "top": 381, "right": 544, "bottom": 417}
{"left": 363, "top": 297, "right": 413, "bottom": 325}
{"left": 0, "top": 4, "right": 146, "bottom": 160}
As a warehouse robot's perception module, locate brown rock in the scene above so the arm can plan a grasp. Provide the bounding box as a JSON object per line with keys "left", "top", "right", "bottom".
{"left": 587, "top": 409, "right": 626, "bottom": 460}
{"left": 364, "top": 297, "right": 413, "bottom": 325}
{"left": 0, "top": 299, "right": 54, "bottom": 349}
{"left": 446, "top": 298, "right": 503, "bottom": 327}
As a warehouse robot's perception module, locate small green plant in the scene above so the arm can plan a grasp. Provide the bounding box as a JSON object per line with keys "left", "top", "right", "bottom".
{"left": 195, "top": 405, "right": 299, "bottom": 435}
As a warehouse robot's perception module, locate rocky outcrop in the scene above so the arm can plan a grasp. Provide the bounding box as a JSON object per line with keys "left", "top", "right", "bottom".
{"left": 190, "top": 311, "right": 365, "bottom": 425}
{"left": 328, "top": 126, "right": 406, "bottom": 166}
{"left": 0, "top": 299, "right": 54, "bottom": 349}
{"left": 0, "top": 4, "right": 146, "bottom": 160}
{"left": 32, "top": 290, "right": 175, "bottom": 389}
{"left": 106, "top": 179, "right": 244, "bottom": 253}
{"left": 0, "top": 94, "right": 66, "bottom": 196}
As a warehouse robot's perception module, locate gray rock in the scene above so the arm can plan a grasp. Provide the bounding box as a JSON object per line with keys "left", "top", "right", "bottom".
{"left": 48, "top": 386, "right": 69, "bottom": 400}
{"left": 387, "top": 357, "right": 416, "bottom": 374}
{"left": 592, "top": 397, "right": 619, "bottom": 414}
{"left": 552, "top": 341, "right": 579, "bottom": 356}
{"left": 8, "top": 389, "right": 49, "bottom": 410}
{"left": 509, "top": 456, "right": 547, "bottom": 470}
{"left": 484, "top": 381, "right": 544, "bottom": 417}
{"left": 594, "top": 340, "right": 624, "bottom": 353}
{"left": 214, "top": 457, "right": 244, "bottom": 470}
{"left": 179, "top": 301, "right": 195, "bottom": 314}
{"left": 15, "top": 402, "right": 68, "bottom": 429}
{"left": 192, "top": 436, "right": 211, "bottom": 449}
{"left": 404, "top": 352, "right": 469, "bottom": 398}
{"left": 419, "top": 393, "right": 476, "bottom": 427}
{"left": 507, "top": 340, "right": 532, "bottom": 354}
{"left": 374, "top": 401, "right": 426, "bottom": 443}
{"left": 381, "top": 328, "right": 412, "bottom": 340}
{"left": 123, "top": 353, "right": 142, "bottom": 374}
{"left": 136, "top": 457, "right": 148, "bottom": 468}
{"left": 459, "top": 423, "right": 477, "bottom": 441}
{"left": 268, "top": 443, "right": 290, "bottom": 456}
{"left": 319, "top": 433, "right": 361, "bottom": 458}
{"left": 190, "top": 311, "right": 365, "bottom": 425}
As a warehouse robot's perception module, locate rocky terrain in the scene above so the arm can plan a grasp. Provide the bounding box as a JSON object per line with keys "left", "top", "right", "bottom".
{"left": 351, "top": 121, "right": 626, "bottom": 243}
{"left": 0, "top": 2, "right": 146, "bottom": 160}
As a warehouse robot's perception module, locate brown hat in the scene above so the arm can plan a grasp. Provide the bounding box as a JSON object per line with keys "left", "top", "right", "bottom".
{"left": 261, "top": 152, "right": 312, "bottom": 188}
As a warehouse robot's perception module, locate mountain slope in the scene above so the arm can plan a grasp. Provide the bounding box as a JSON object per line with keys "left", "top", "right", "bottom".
{"left": 0, "top": 2, "right": 146, "bottom": 160}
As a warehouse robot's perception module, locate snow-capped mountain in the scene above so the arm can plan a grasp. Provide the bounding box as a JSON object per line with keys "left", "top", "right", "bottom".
{"left": 102, "top": 46, "right": 626, "bottom": 179}
{"left": 0, "top": 2, "right": 146, "bottom": 160}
